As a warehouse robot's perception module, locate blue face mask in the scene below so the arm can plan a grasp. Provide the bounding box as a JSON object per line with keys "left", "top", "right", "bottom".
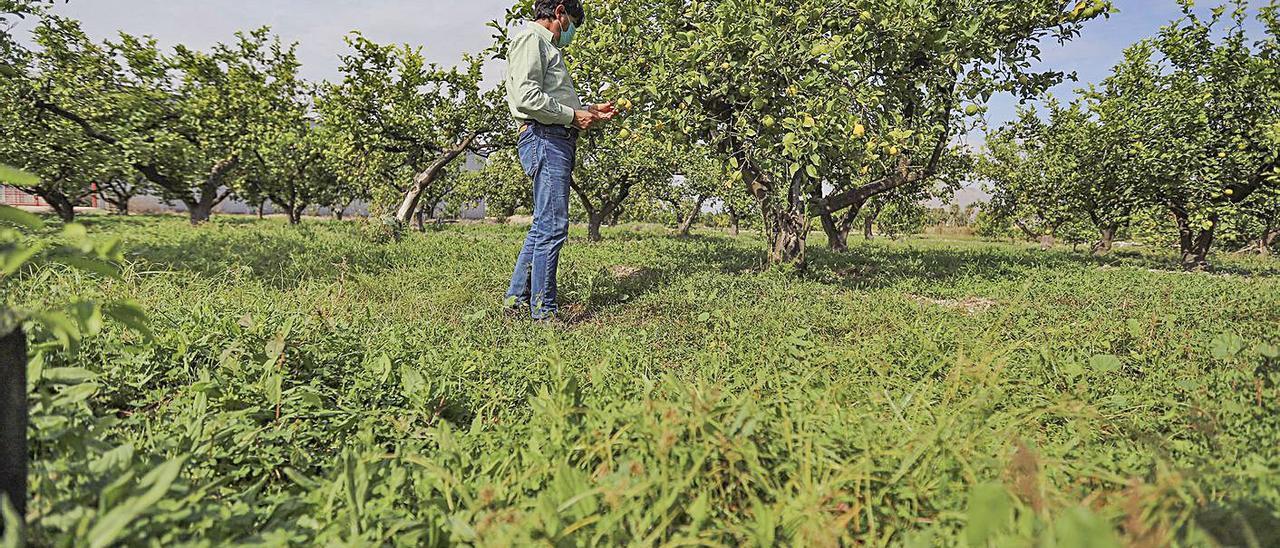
{"left": 557, "top": 14, "right": 577, "bottom": 47}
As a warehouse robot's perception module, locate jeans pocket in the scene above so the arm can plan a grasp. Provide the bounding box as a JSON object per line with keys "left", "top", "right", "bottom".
{"left": 518, "top": 133, "right": 542, "bottom": 178}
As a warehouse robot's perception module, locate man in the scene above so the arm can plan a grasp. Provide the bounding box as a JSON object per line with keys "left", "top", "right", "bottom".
{"left": 504, "top": 0, "right": 615, "bottom": 320}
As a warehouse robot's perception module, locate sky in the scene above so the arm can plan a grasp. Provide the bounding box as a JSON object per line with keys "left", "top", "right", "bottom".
{"left": 38, "top": 0, "right": 1271, "bottom": 128}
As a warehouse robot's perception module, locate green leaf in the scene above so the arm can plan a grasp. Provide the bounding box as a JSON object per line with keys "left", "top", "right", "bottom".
{"left": 42, "top": 367, "right": 98, "bottom": 384}
{"left": 86, "top": 457, "right": 186, "bottom": 548}
{"left": 1051, "top": 507, "right": 1122, "bottom": 547}
{"left": 1210, "top": 332, "right": 1245, "bottom": 360}
{"left": 0, "top": 242, "right": 43, "bottom": 276}
{"left": 0, "top": 164, "right": 39, "bottom": 187}
{"left": 105, "top": 301, "right": 151, "bottom": 338}
{"left": 1088, "top": 354, "right": 1122, "bottom": 374}
{"left": 964, "top": 482, "right": 1013, "bottom": 546}
{"left": 374, "top": 353, "right": 393, "bottom": 382}
{"left": 33, "top": 311, "right": 80, "bottom": 350}
{"left": 61, "top": 223, "right": 88, "bottom": 241}
{"left": 26, "top": 351, "right": 44, "bottom": 392}
{"left": 90, "top": 444, "right": 136, "bottom": 475}
{"left": 401, "top": 364, "right": 427, "bottom": 399}
{"left": 0, "top": 204, "right": 43, "bottom": 230}
{"left": 52, "top": 382, "right": 100, "bottom": 406}
{"left": 51, "top": 255, "right": 122, "bottom": 279}
{"left": 265, "top": 329, "right": 287, "bottom": 361}
{"left": 1, "top": 495, "right": 21, "bottom": 548}
{"left": 282, "top": 467, "right": 320, "bottom": 490}
{"left": 262, "top": 372, "right": 283, "bottom": 407}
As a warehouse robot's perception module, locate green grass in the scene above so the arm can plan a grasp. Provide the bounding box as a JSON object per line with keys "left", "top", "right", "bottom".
{"left": 14, "top": 215, "right": 1280, "bottom": 546}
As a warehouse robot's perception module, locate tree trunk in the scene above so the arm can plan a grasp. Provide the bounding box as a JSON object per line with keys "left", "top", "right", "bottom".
{"left": 188, "top": 193, "right": 218, "bottom": 225}
{"left": 39, "top": 191, "right": 76, "bottom": 223}
{"left": 1259, "top": 226, "right": 1279, "bottom": 256}
{"left": 189, "top": 200, "right": 214, "bottom": 225}
{"left": 103, "top": 194, "right": 131, "bottom": 215}
{"left": 737, "top": 159, "right": 808, "bottom": 268}
{"left": 1092, "top": 225, "right": 1118, "bottom": 256}
{"left": 413, "top": 207, "right": 426, "bottom": 232}
{"left": 257, "top": 202, "right": 266, "bottom": 220}
{"left": 767, "top": 207, "right": 808, "bottom": 267}
{"left": 587, "top": 210, "right": 606, "bottom": 242}
{"left": 1039, "top": 235, "right": 1055, "bottom": 250}
{"left": 1181, "top": 230, "right": 1214, "bottom": 271}
{"left": 395, "top": 132, "right": 478, "bottom": 223}
{"left": 1172, "top": 207, "right": 1215, "bottom": 271}
{"left": 1240, "top": 225, "right": 1279, "bottom": 256}
{"left": 331, "top": 199, "right": 352, "bottom": 221}
{"left": 727, "top": 206, "right": 741, "bottom": 236}
{"left": 188, "top": 157, "right": 239, "bottom": 225}
{"left": 0, "top": 328, "right": 27, "bottom": 521}
{"left": 819, "top": 209, "right": 855, "bottom": 252}
{"left": 677, "top": 195, "right": 708, "bottom": 237}
{"left": 97, "top": 178, "right": 137, "bottom": 216}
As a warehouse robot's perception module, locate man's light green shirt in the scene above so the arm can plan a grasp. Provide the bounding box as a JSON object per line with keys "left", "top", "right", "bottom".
{"left": 505, "top": 22, "right": 583, "bottom": 128}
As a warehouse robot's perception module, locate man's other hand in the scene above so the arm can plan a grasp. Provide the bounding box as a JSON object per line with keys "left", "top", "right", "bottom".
{"left": 573, "top": 109, "right": 599, "bottom": 130}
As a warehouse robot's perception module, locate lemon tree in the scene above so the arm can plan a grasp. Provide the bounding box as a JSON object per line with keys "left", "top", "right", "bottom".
{"left": 980, "top": 98, "right": 1133, "bottom": 252}
{"left": 621, "top": 0, "right": 1112, "bottom": 266}
{"left": 318, "top": 37, "right": 507, "bottom": 224}
{"left": 985, "top": 1, "right": 1280, "bottom": 268}
{"left": 12, "top": 18, "right": 302, "bottom": 224}
{"left": 573, "top": 130, "right": 678, "bottom": 241}
{"left": 455, "top": 149, "right": 531, "bottom": 220}
{"left": 1135, "top": 1, "right": 1280, "bottom": 269}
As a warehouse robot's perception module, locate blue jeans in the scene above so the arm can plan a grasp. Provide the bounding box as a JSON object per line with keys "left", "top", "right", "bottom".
{"left": 506, "top": 123, "right": 577, "bottom": 319}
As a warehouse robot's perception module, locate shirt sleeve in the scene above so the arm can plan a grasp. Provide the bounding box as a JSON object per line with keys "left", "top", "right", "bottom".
{"left": 505, "top": 35, "right": 576, "bottom": 127}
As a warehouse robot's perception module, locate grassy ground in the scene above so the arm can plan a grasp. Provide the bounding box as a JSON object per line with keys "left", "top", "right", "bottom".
{"left": 14, "top": 215, "right": 1280, "bottom": 546}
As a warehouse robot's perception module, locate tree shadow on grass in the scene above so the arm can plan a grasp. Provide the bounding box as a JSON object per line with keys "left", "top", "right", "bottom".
{"left": 123, "top": 224, "right": 401, "bottom": 290}
{"left": 803, "top": 244, "right": 1093, "bottom": 291}
{"left": 1087, "top": 248, "right": 1280, "bottom": 277}
{"left": 117, "top": 216, "right": 1277, "bottom": 300}
{"left": 801, "top": 241, "right": 1279, "bottom": 293}
{"left": 1195, "top": 499, "right": 1280, "bottom": 547}
{"left": 558, "top": 265, "right": 672, "bottom": 324}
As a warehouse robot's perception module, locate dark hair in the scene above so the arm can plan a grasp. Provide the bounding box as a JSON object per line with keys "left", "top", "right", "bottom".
{"left": 533, "top": 0, "right": 585, "bottom": 24}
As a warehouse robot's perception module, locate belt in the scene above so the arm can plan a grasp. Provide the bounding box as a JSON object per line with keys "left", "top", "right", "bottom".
{"left": 520, "top": 121, "right": 578, "bottom": 138}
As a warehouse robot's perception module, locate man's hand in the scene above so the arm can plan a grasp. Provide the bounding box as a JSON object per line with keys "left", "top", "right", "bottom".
{"left": 572, "top": 109, "right": 599, "bottom": 130}
{"left": 588, "top": 102, "right": 618, "bottom": 122}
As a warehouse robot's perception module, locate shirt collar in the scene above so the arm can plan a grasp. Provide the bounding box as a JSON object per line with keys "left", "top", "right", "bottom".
{"left": 527, "top": 21, "right": 554, "bottom": 44}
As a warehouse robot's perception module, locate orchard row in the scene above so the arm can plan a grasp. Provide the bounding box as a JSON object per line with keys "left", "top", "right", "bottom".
{"left": 979, "top": 3, "right": 1280, "bottom": 269}
{"left": 4, "top": 1, "right": 1276, "bottom": 268}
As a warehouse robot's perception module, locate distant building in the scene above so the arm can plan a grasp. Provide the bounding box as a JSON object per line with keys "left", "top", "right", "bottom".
{"left": 1, "top": 185, "right": 99, "bottom": 208}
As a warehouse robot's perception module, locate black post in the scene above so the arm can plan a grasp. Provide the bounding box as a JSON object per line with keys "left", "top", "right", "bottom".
{"left": 0, "top": 327, "right": 26, "bottom": 522}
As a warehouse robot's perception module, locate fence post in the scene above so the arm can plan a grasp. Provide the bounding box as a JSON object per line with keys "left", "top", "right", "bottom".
{"left": 0, "top": 327, "right": 26, "bottom": 524}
